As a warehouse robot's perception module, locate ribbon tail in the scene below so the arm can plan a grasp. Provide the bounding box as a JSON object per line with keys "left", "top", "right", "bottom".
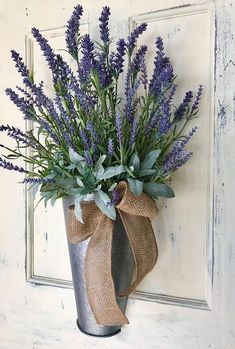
{"left": 84, "top": 214, "right": 129, "bottom": 326}
{"left": 118, "top": 210, "right": 158, "bottom": 297}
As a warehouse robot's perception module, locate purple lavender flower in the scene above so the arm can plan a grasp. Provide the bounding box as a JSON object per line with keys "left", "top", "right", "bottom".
{"left": 38, "top": 119, "right": 60, "bottom": 144}
{"left": 84, "top": 150, "right": 93, "bottom": 166}
{"left": 162, "top": 142, "right": 192, "bottom": 173}
{"left": 156, "top": 37, "right": 164, "bottom": 51}
{"left": 129, "top": 118, "right": 138, "bottom": 146}
{"left": 55, "top": 95, "right": 75, "bottom": 134}
{"left": 191, "top": 85, "right": 203, "bottom": 113}
{"left": 0, "top": 157, "right": 28, "bottom": 173}
{"left": 110, "top": 39, "right": 126, "bottom": 74}
{"left": 163, "top": 126, "right": 197, "bottom": 173}
{"left": 107, "top": 138, "right": 114, "bottom": 158}
{"left": 180, "top": 126, "right": 198, "bottom": 146}
{"left": 31, "top": 27, "right": 56, "bottom": 75}
{"left": 86, "top": 121, "right": 99, "bottom": 142}
{"left": 124, "top": 76, "right": 141, "bottom": 123}
{"left": 10, "top": 50, "right": 29, "bottom": 78}
{"left": 5, "top": 88, "right": 33, "bottom": 119}
{"left": 23, "top": 177, "right": 55, "bottom": 184}
{"left": 167, "top": 84, "right": 177, "bottom": 104}
{"left": 145, "top": 112, "right": 160, "bottom": 134}
{"left": 0, "top": 124, "right": 35, "bottom": 147}
{"left": 139, "top": 54, "right": 148, "bottom": 89}
{"left": 79, "top": 129, "right": 91, "bottom": 149}
{"left": 175, "top": 91, "right": 193, "bottom": 120}
{"left": 127, "top": 23, "right": 147, "bottom": 53}
{"left": 107, "top": 188, "right": 120, "bottom": 207}
{"left": 78, "top": 34, "right": 95, "bottom": 83}
{"left": 95, "top": 53, "right": 112, "bottom": 88}
{"left": 65, "top": 4, "right": 83, "bottom": 58}
{"left": 158, "top": 99, "right": 172, "bottom": 135}
{"left": 16, "top": 85, "right": 33, "bottom": 104}
{"left": 131, "top": 45, "right": 147, "bottom": 73}
{"left": 116, "top": 115, "right": 123, "bottom": 144}
{"left": 149, "top": 36, "right": 174, "bottom": 97}
{"left": 99, "top": 6, "right": 111, "bottom": 43}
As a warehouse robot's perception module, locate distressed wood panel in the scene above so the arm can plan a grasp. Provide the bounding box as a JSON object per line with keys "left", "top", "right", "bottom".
{"left": 27, "top": 2, "right": 214, "bottom": 309}
{"left": 0, "top": 0, "right": 234, "bottom": 348}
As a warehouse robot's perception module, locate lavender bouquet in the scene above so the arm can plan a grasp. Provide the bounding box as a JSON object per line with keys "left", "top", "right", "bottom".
{"left": 0, "top": 5, "right": 202, "bottom": 222}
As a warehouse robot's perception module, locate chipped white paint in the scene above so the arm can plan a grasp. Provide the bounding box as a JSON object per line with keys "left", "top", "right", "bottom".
{"left": 0, "top": 0, "right": 234, "bottom": 348}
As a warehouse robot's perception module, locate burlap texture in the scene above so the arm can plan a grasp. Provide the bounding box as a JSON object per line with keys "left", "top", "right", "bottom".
{"left": 67, "top": 181, "right": 158, "bottom": 326}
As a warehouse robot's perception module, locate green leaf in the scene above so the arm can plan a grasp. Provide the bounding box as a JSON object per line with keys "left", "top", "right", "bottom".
{"left": 130, "top": 153, "right": 140, "bottom": 172}
{"left": 127, "top": 178, "right": 143, "bottom": 196}
{"left": 125, "top": 166, "right": 136, "bottom": 178}
{"left": 94, "top": 190, "right": 116, "bottom": 220}
{"left": 100, "top": 165, "right": 126, "bottom": 180}
{"left": 108, "top": 182, "right": 117, "bottom": 191}
{"left": 76, "top": 177, "right": 84, "bottom": 187}
{"left": 95, "top": 155, "right": 106, "bottom": 179}
{"left": 137, "top": 169, "right": 156, "bottom": 177}
{"left": 69, "top": 148, "right": 85, "bottom": 165}
{"left": 74, "top": 195, "right": 84, "bottom": 223}
{"left": 140, "top": 149, "right": 161, "bottom": 170}
{"left": 143, "top": 182, "right": 175, "bottom": 199}
{"left": 66, "top": 188, "right": 83, "bottom": 195}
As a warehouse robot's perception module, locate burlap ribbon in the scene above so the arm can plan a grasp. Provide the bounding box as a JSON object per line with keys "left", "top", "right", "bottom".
{"left": 67, "top": 181, "right": 158, "bottom": 326}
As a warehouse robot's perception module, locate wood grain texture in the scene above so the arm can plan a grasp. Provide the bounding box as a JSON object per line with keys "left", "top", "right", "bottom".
{"left": 0, "top": 0, "right": 234, "bottom": 348}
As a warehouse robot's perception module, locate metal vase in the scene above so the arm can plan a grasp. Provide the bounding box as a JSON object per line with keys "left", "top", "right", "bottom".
{"left": 63, "top": 195, "right": 134, "bottom": 337}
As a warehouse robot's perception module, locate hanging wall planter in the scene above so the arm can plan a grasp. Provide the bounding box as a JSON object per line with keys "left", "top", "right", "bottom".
{"left": 63, "top": 195, "right": 134, "bottom": 337}
{"left": 0, "top": 3, "right": 202, "bottom": 337}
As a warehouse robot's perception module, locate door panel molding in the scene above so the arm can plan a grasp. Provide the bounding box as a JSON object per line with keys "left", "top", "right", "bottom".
{"left": 25, "top": 1, "right": 214, "bottom": 312}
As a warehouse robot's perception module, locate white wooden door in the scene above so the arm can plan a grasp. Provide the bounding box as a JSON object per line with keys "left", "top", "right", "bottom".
{"left": 0, "top": 0, "right": 234, "bottom": 348}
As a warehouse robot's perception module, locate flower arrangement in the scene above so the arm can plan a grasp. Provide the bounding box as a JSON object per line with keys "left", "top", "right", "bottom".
{"left": 0, "top": 5, "right": 202, "bottom": 222}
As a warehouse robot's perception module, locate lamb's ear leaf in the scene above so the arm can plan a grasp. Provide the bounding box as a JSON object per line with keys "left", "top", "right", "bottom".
{"left": 127, "top": 178, "right": 143, "bottom": 196}
{"left": 137, "top": 169, "right": 156, "bottom": 177}
{"left": 130, "top": 153, "right": 140, "bottom": 172}
{"left": 74, "top": 194, "right": 84, "bottom": 223}
{"left": 95, "top": 155, "right": 106, "bottom": 178}
{"left": 140, "top": 149, "right": 161, "bottom": 170}
{"left": 99, "top": 165, "right": 126, "bottom": 180}
{"left": 143, "top": 182, "right": 175, "bottom": 198}
{"left": 94, "top": 190, "right": 116, "bottom": 220}
{"left": 69, "top": 148, "right": 85, "bottom": 165}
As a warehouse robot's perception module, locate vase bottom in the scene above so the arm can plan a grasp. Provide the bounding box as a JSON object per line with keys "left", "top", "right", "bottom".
{"left": 76, "top": 319, "right": 121, "bottom": 337}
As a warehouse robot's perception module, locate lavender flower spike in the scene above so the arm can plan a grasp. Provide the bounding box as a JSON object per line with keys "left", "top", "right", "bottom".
{"left": 99, "top": 6, "right": 111, "bottom": 43}
{"left": 191, "top": 85, "right": 203, "bottom": 113}
{"left": 163, "top": 142, "right": 192, "bottom": 173}
{"left": 65, "top": 4, "right": 83, "bottom": 58}
{"left": 127, "top": 23, "right": 147, "bottom": 53}
{"left": 84, "top": 150, "right": 93, "bottom": 166}
{"left": 107, "top": 138, "right": 114, "bottom": 158}
{"left": 107, "top": 188, "right": 120, "bottom": 207}
{"left": 0, "top": 157, "right": 28, "bottom": 173}
{"left": 5, "top": 88, "right": 32, "bottom": 120}
{"left": 115, "top": 115, "right": 123, "bottom": 144}
{"left": 175, "top": 91, "right": 193, "bottom": 120}
{"left": 31, "top": 27, "right": 56, "bottom": 74}
{"left": 23, "top": 177, "right": 55, "bottom": 184}
{"left": 110, "top": 39, "right": 126, "bottom": 74}
{"left": 86, "top": 121, "right": 99, "bottom": 142}
{"left": 79, "top": 129, "right": 91, "bottom": 149}
{"left": 129, "top": 119, "right": 138, "bottom": 146}
{"left": 10, "top": 50, "right": 29, "bottom": 78}
{"left": 0, "top": 124, "right": 35, "bottom": 146}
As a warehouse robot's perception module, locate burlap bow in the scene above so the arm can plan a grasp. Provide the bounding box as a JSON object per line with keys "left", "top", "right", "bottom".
{"left": 67, "top": 181, "right": 158, "bottom": 326}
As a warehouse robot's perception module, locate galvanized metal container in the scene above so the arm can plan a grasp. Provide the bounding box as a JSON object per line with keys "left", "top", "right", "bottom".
{"left": 63, "top": 195, "right": 134, "bottom": 337}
